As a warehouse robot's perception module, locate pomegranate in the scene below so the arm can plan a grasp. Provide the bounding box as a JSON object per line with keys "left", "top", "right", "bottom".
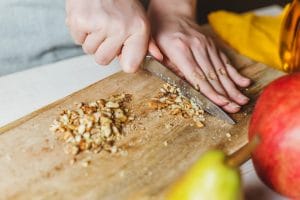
{"left": 249, "top": 72, "right": 300, "bottom": 198}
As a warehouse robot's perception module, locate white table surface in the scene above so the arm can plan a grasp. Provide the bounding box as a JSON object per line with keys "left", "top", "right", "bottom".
{"left": 0, "top": 5, "right": 287, "bottom": 200}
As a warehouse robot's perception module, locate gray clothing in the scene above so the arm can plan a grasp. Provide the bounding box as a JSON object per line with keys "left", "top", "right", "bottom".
{"left": 0, "top": 0, "right": 83, "bottom": 76}
{"left": 0, "top": 0, "right": 149, "bottom": 77}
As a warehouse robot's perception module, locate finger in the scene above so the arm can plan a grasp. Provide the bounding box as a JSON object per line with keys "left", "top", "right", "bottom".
{"left": 148, "top": 38, "right": 163, "bottom": 61}
{"left": 222, "top": 102, "right": 241, "bottom": 113}
{"left": 70, "top": 31, "right": 87, "bottom": 45}
{"left": 82, "top": 30, "right": 105, "bottom": 54}
{"left": 163, "top": 58, "right": 185, "bottom": 79}
{"left": 94, "top": 36, "right": 124, "bottom": 65}
{"left": 192, "top": 66, "right": 243, "bottom": 113}
{"left": 119, "top": 33, "right": 149, "bottom": 73}
{"left": 191, "top": 40, "right": 227, "bottom": 97}
{"left": 220, "top": 52, "right": 251, "bottom": 88}
{"left": 206, "top": 41, "right": 250, "bottom": 105}
{"left": 163, "top": 41, "right": 230, "bottom": 106}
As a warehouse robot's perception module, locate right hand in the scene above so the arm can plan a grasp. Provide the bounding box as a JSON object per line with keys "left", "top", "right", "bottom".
{"left": 66, "top": 0, "right": 161, "bottom": 72}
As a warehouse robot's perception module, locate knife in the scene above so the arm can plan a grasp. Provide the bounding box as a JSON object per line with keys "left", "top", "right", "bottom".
{"left": 142, "top": 55, "right": 235, "bottom": 125}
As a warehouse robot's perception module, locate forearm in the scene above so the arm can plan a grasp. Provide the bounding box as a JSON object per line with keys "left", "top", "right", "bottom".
{"left": 148, "top": 0, "right": 196, "bottom": 19}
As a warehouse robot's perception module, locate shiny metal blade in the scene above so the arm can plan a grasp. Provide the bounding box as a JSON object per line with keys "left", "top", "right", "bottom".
{"left": 142, "top": 55, "right": 235, "bottom": 124}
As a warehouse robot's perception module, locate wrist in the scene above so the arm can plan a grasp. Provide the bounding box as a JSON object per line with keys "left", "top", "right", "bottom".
{"left": 148, "top": 0, "right": 196, "bottom": 19}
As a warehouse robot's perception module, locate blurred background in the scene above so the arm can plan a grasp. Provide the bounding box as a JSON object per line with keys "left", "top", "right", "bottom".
{"left": 197, "top": 0, "right": 290, "bottom": 23}
{"left": 0, "top": 0, "right": 291, "bottom": 76}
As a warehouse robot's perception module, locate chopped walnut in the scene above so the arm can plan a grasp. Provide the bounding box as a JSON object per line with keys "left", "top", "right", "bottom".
{"left": 50, "top": 94, "right": 132, "bottom": 157}
{"left": 148, "top": 83, "right": 205, "bottom": 128}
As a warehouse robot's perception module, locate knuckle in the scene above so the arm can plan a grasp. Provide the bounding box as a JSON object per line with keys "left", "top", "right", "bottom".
{"left": 192, "top": 69, "right": 206, "bottom": 81}
{"left": 173, "top": 38, "right": 189, "bottom": 52}
{"left": 134, "top": 17, "right": 149, "bottom": 34}
{"left": 192, "top": 37, "right": 202, "bottom": 46}
{"left": 207, "top": 71, "right": 218, "bottom": 80}
{"left": 68, "top": 15, "right": 82, "bottom": 29}
{"left": 197, "top": 34, "right": 207, "bottom": 41}
{"left": 217, "top": 68, "right": 227, "bottom": 76}
{"left": 172, "top": 32, "right": 186, "bottom": 40}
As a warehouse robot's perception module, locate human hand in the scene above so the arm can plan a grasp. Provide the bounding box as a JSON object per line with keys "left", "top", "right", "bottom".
{"left": 148, "top": 5, "right": 251, "bottom": 113}
{"left": 65, "top": 0, "right": 161, "bottom": 72}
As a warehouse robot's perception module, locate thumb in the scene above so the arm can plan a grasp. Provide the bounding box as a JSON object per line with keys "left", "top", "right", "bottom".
{"left": 119, "top": 33, "right": 148, "bottom": 73}
{"left": 148, "top": 38, "right": 163, "bottom": 61}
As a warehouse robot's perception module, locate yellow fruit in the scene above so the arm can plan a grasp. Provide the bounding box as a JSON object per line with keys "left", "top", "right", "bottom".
{"left": 166, "top": 150, "right": 241, "bottom": 200}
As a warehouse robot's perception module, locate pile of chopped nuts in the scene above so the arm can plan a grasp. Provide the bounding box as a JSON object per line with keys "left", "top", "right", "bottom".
{"left": 50, "top": 94, "right": 132, "bottom": 156}
{"left": 148, "top": 83, "right": 205, "bottom": 128}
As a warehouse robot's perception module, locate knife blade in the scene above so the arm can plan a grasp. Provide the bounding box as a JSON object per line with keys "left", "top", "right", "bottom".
{"left": 142, "top": 55, "right": 235, "bottom": 125}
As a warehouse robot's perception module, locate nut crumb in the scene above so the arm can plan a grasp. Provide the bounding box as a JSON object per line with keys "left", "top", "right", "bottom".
{"left": 165, "top": 123, "right": 174, "bottom": 129}
{"left": 81, "top": 161, "right": 90, "bottom": 167}
{"left": 195, "top": 121, "right": 204, "bottom": 128}
{"left": 163, "top": 141, "right": 168, "bottom": 146}
{"left": 119, "top": 170, "right": 125, "bottom": 178}
{"left": 110, "top": 146, "right": 118, "bottom": 154}
{"left": 70, "top": 158, "right": 76, "bottom": 165}
{"left": 147, "top": 171, "right": 153, "bottom": 176}
{"left": 120, "top": 150, "right": 128, "bottom": 157}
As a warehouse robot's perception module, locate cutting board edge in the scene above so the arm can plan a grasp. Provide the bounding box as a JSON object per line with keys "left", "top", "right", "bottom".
{"left": 0, "top": 72, "right": 124, "bottom": 134}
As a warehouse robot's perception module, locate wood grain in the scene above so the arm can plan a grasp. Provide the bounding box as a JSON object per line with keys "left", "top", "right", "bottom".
{"left": 0, "top": 26, "right": 285, "bottom": 200}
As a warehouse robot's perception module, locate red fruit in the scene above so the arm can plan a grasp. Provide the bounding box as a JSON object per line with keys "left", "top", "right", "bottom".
{"left": 249, "top": 72, "right": 300, "bottom": 199}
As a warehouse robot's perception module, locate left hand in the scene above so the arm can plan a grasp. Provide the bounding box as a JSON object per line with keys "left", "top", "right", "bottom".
{"left": 148, "top": 10, "right": 251, "bottom": 113}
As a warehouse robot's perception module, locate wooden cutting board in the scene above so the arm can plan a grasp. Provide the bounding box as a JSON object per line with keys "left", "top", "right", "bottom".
{"left": 0, "top": 26, "right": 284, "bottom": 200}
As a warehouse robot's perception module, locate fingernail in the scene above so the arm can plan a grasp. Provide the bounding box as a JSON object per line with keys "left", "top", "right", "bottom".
{"left": 224, "top": 102, "right": 241, "bottom": 113}
{"left": 218, "top": 96, "right": 230, "bottom": 104}
{"left": 242, "top": 77, "right": 250, "bottom": 83}
{"left": 228, "top": 102, "right": 241, "bottom": 109}
{"left": 238, "top": 94, "right": 250, "bottom": 102}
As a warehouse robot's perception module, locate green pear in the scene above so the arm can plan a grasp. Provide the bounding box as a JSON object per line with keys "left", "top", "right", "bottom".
{"left": 167, "top": 150, "right": 241, "bottom": 200}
